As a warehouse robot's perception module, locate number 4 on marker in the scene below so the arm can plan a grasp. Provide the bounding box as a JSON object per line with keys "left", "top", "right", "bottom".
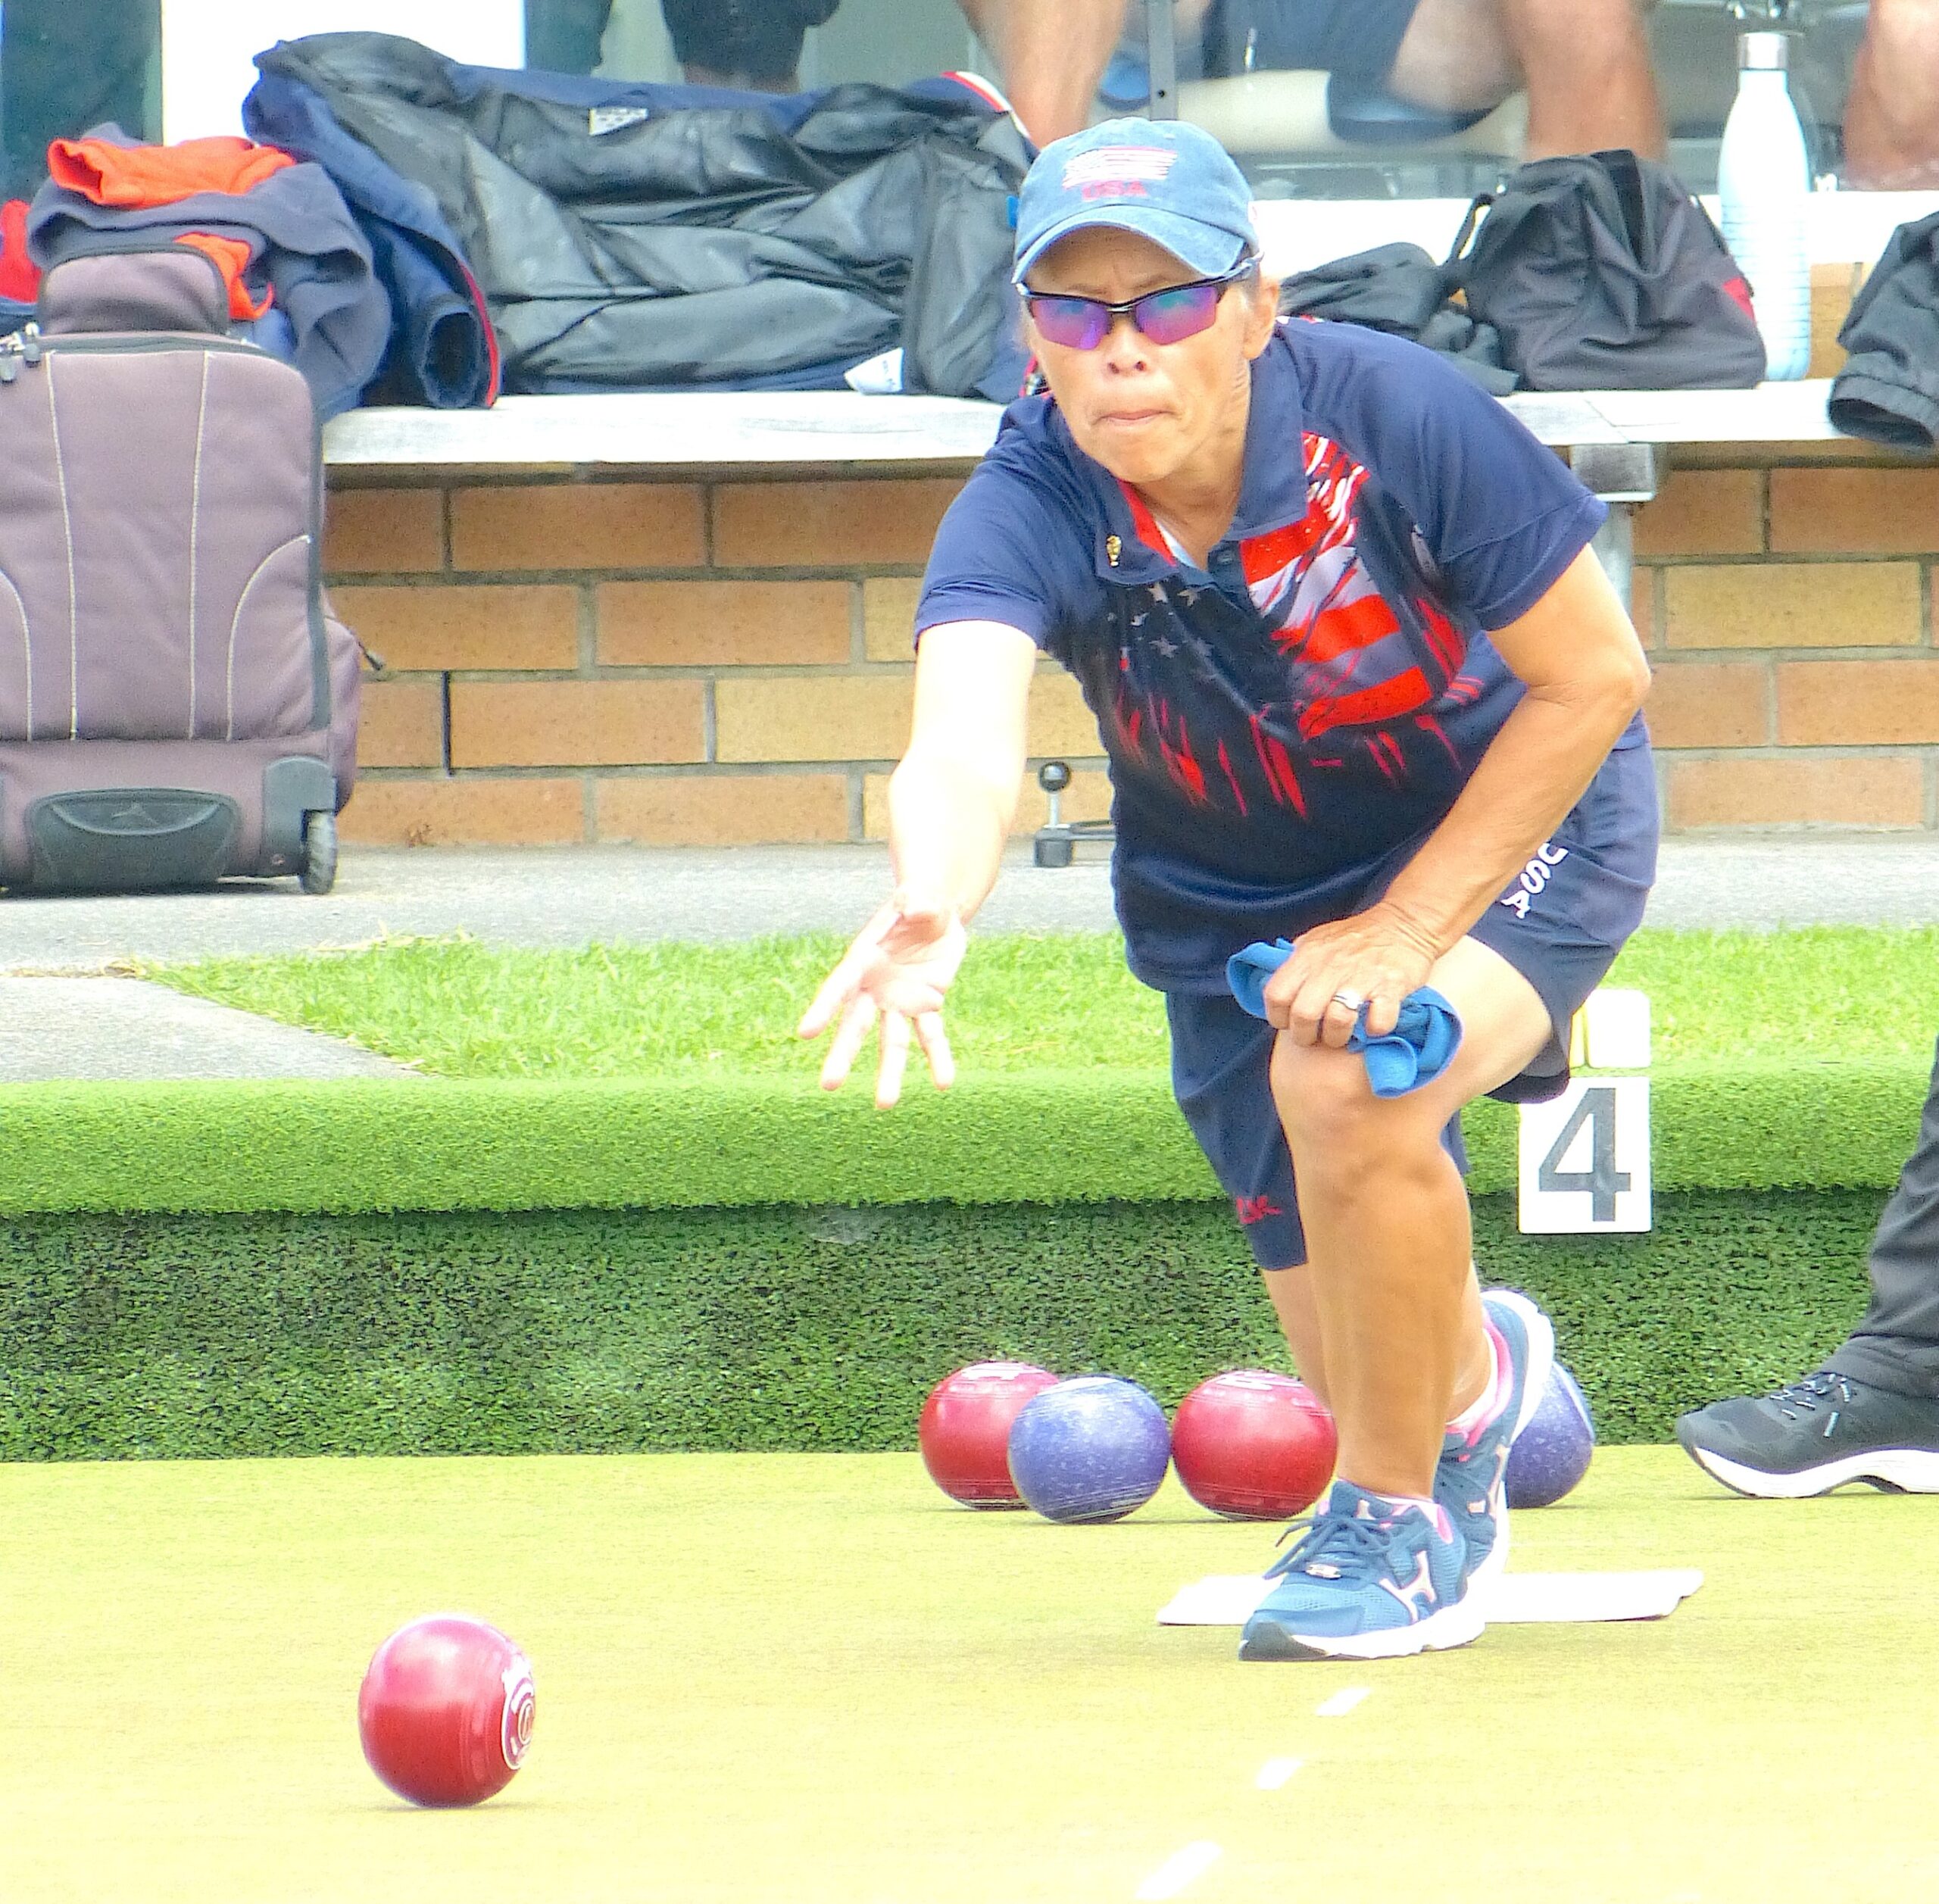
{"left": 1538, "top": 1086, "right": 1629, "bottom": 1222}
{"left": 1517, "top": 1077, "right": 1651, "bottom": 1234}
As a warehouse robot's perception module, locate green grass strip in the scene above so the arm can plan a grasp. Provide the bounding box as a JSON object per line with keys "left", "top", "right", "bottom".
{"left": 143, "top": 925, "right": 1939, "bottom": 1076}
{"left": 0, "top": 1055, "right": 1927, "bottom": 1216}
{"left": 1, "top": 925, "right": 1923, "bottom": 1217}
{"left": 145, "top": 931, "right": 1172, "bottom": 1078}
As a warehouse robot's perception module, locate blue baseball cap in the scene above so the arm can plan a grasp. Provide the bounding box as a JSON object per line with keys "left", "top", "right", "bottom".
{"left": 1012, "top": 117, "right": 1257, "bottom": 286}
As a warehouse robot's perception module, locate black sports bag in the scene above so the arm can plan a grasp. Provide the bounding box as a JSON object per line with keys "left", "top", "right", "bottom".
{"left": 1447, "top": 148, "right": 1766, "bottom": 390}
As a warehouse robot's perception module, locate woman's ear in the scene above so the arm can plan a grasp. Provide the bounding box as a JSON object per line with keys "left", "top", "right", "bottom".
{"left": 1243, "top": 273, "right": 1282, "bottom": 359}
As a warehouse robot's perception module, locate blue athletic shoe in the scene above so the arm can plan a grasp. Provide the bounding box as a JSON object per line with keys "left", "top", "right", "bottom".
{"left": 1238, "top": 1479, "right": 1482, "bottom": 1662}
{"left": 1436, "top": 1288, "right": 1557, "bottom": 1591}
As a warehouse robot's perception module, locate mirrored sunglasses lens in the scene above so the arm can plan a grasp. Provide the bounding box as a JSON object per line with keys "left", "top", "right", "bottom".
{"left": 1029, "top": 295, "right": 1107, "bottom": 349}
{"left": 1135, "top": 282, "right": 1222, "bottom": 345}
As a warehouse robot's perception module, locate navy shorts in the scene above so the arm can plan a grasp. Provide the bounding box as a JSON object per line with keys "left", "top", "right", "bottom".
{"left": 1168, "top": 739, "right": 1659, "bottom": 1269}
{"left": 1204, "top": 0, "right": 1424, "bottom": 86}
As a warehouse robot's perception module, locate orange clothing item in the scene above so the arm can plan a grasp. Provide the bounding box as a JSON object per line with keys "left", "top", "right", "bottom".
{"left": 48, "top": 135, "right": 294, "bottom": 209}
{"left": 0, "top": 199, "right": 38, "bottom": 304}
{"left": 174, "top": 233, "right": 273, "bottom": 321}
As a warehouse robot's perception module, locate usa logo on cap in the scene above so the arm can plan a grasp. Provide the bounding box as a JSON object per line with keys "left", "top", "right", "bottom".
{"left": 1062, "top": 145, "right": 1178, "bottom": 199}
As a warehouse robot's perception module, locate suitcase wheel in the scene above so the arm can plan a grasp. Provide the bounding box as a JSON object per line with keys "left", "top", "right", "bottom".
{"left": 300, "top": 810, "right": 338, "bottom": 895}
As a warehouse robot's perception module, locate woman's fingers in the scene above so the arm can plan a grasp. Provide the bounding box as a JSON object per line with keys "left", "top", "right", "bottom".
{"left": 798, "top": 907, "right": 900, "bottom": 1038}
{"left": 800, "top": 952, "right": 869, "bottom": 1039}
{"left": 1300, "top": 972, "right": 1392, "bottom": 1048}
{"left": 820, "top": 992, "right": 878, "bottom": 1091}
{"left": 1269, "top": 960, "right": 1382, "bottom": 1046}
{"left": 1268, "top": 957, "right": 1333, "bottom": 1041}
{"left": 803, "top": 897, "right": 964, "bottom": 1102}
{"left": 882, "top": 1010, "right": 957, "bottom": 1103}
{"left": 913, "top": 1010, "right": 955, "bottom": 1090}
{"left": 876, "top": 1008, "right": 912, "bottom": 1109}
{"left": 876, "top": 974, "right": 947, "bottom": 1019}
{"left": 1319, "top": 988, "right": 1366, "bottom": 1050}
{"left": 1360, "top": 986, "right": 1402, "bottom": 1040}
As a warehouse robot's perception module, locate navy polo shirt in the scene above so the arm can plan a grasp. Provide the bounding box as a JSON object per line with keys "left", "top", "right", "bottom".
{"left": 916, "top": 318, "right": 1615, "bottom": 994}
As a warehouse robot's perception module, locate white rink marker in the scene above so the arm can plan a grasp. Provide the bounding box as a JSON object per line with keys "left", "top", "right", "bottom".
{"left": 1315, "top": 1686, "right": 1370, "bottom": 1718}
{"left": 1135, "top": 1840, "right": 1222, "bottom": 1900}
{"left": 1254, "top": 1756, "right": 1304, "bottom": 1790}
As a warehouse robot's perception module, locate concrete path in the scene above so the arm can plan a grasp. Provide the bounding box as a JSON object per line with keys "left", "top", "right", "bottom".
{"left": 0, "top": 844, "right": 1116, "bottom": 970}
{"left": 2, "top": 835, "right": 1936, "bottom": 1080}
{"left": 0, "top": 978, "right": 416, "bottom": 1082}
{"left": 3, "top": 835, "right": 1939, "bottom": 972}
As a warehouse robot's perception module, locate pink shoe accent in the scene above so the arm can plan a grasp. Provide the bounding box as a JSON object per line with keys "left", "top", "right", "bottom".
{"left": 1447, "top": 1320, "right": 1510, "bottom": 1447}
{"left": 1350, "top": 1487, "right": 1455, "bottom": 1540}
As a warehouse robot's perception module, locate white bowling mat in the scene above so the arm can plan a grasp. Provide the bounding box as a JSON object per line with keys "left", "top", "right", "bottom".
{"left": 1157, "top": 1568, "right": 1704, "bottom": 1627}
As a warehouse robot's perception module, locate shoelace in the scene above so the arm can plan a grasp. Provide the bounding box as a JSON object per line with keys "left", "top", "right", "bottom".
{"left": 1766, "top": 1371, "right": 1856, "bottom": 1420}
{"left": 1264, "top": 1507, "right": 1402, "bottom": 1584}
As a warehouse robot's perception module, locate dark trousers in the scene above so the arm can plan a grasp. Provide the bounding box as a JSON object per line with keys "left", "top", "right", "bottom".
{"left": 2, "top": 0, "right": 158, "bottom": 198}
{"left": 525, "top": 0, "right": 615, "bottom": 75}
{"left": 1828, "top": 1036, "right": 1939, "bottom": 1400}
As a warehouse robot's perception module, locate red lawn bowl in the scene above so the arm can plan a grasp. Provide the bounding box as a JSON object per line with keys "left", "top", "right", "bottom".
{"left": 918, "top": 1360, "right": 1060, "bottom": 1506}
{"left": 1170, "top": 1370, "right": 1338, "bottom": 1519}
{"left": 358, "top": 1614, "right": 536, "bottom": 1808}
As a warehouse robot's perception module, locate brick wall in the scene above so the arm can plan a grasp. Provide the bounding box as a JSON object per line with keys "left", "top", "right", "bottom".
{"left": 328, "top": 440, "right": 1939, "bottom": 847}
{"left": 328, "top": 473, "right": 1110, "bottom": 848}
{"left": 1632, "top": 456, "right": 1939, "bottom": 829}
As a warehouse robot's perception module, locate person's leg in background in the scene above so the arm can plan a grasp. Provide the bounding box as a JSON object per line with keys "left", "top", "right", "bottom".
{"left": 1843, "top": 0, "right": 1939, "bottom": 186}
{"left": 954, "top": 0, "right": 1136, "bottom": 144}
{"left": 525, "top": 0, "right": 616, "bottom": 75}
{"left": 950, "top": 0, "right": 1666, "bottom": 158}
{"left": 2, "top": 0, "right": 158, "bottom": 198}
{"left": 1384, "top": 0, "right": 1667, "bottom": 158}
{"left": 1678, "top": 1035, "right": 1939, "bottom": 1497}
{"left": 660, "top": 0, "right": 840, "bottom": 92}
{"left": 1831, "top": 1043, "right": 1939, "bottom": 1398}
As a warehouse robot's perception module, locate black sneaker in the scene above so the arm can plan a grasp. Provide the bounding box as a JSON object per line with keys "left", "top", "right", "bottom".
{"left": 1675, "top": 1370, "right": 1939, "bottom": 1498}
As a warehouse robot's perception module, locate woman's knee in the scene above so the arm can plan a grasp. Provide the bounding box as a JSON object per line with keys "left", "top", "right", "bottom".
{"left": 1269, "top": 1033, "right": 1441, "bottom": 1181}
{"left": 1389, "top": 0, "right": 1520, "bottom": 110}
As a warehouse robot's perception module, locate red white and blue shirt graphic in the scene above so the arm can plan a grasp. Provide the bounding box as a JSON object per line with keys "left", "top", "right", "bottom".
{"left": 916, "top": 319, "right": 1614, "bottom": 991}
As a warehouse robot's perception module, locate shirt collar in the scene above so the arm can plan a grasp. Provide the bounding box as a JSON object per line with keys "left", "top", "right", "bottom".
{"left": 1052, "top": 325, "right": 1311, "bottom": 586}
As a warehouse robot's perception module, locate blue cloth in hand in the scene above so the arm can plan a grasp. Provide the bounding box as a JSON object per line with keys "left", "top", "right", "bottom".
{"left": 1224, "top": 938, "right": 1463, "bottom": 1098}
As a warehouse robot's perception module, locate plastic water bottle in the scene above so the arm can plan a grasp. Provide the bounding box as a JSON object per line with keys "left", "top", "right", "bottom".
{"left": 1717, "top": 30, "right": 1812, "bottom": 381}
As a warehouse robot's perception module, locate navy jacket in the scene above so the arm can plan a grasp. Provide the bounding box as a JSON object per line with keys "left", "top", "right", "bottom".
{"left": 243, "top": 33, "right": 1030, "bottom": 400}
{"left": 245, "top": 58, "right": 498, "bottom": 409}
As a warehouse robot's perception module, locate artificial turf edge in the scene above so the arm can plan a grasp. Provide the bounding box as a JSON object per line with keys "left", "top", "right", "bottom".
{"left": 0, "top": 1054, "right": 1927, "bottom": 1215}
{"left": 7, "top": 928, "right": 1919, "bottom": 1459}
{"left": 0, "top": 1189, "right": 1881, "bottom": 1459}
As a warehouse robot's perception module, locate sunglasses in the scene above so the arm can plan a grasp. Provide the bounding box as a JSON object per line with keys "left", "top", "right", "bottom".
{"left": 1022, "top": 256, "right": 1258, "bottom": 351}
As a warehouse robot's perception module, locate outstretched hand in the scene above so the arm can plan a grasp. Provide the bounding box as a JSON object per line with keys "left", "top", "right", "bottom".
{"left": 798, "top": 891, "right": 968, "bottom": 1107}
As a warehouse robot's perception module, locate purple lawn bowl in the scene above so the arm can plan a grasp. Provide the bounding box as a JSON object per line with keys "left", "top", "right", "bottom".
{"left": 1506, "top": 1360, "right": 1597, "bottom": 1509}
{"left": 1007, "top": 1375, "right": 1172, "bottom": 1523}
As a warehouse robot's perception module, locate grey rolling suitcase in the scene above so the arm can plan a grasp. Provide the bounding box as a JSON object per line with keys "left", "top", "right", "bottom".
{"left": 0, "top": 246, "right": 360, "bottom": 894}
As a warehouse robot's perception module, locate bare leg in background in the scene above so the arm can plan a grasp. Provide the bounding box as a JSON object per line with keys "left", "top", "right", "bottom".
{"left": 1844, "top": 0, "right": 1939, "bottom": 188}
{"left": 955, "top": 0, "right": 1132, "bottom": 143}
{"left": 1388, "top": 0, "right": 1667, "bottom": 159}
